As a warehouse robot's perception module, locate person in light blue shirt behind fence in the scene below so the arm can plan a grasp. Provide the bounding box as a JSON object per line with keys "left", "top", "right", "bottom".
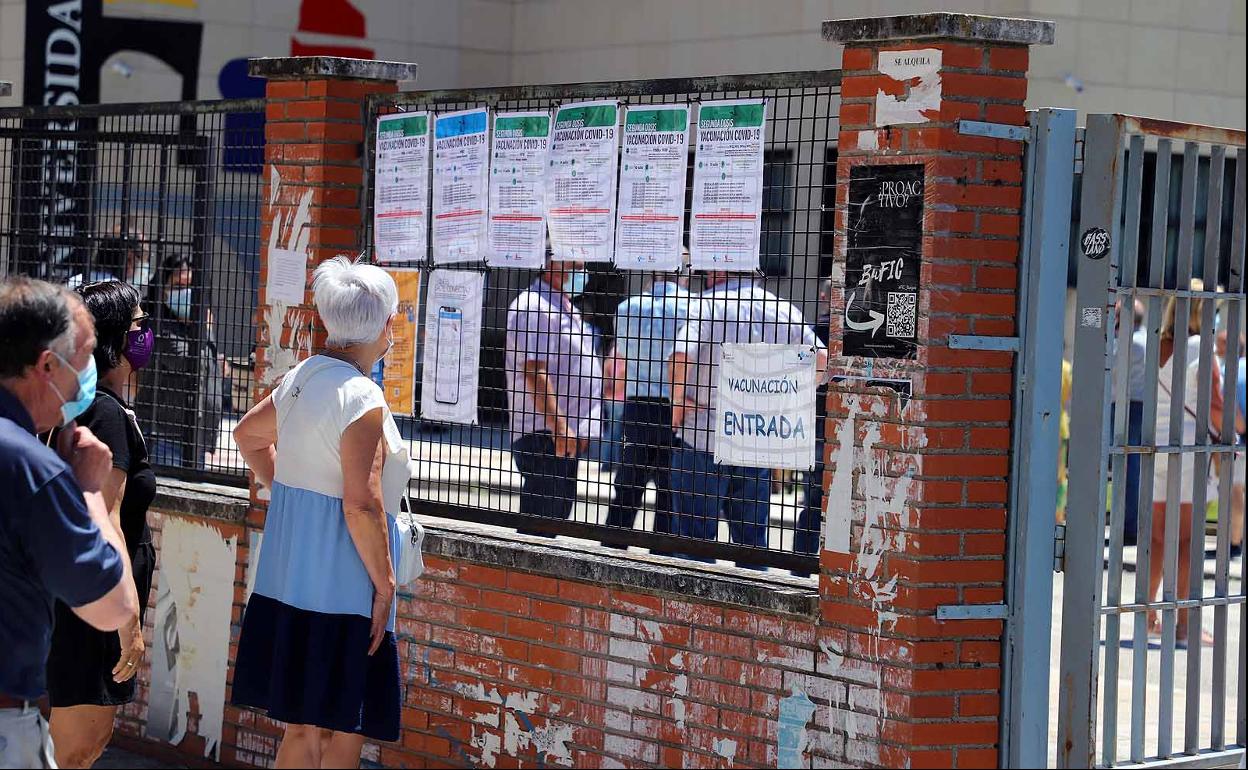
{"left": 603, "top": 260, "right": 693, "bottom": 547}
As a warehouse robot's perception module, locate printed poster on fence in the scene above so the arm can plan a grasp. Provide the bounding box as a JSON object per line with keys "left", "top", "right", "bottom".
{"left": 690, "top": 99, "right": 766, "bottom": 272}
{"left": 374, "top": 112, "right": 430, "bottom": 265}
{"left": 381, "top": 269, "right": 421, "bottom": 415}
{"left": 433, "top": 108, "right": 490, "bottom": 264}
{"left": 614, "top": 104, "right": 690, "bottom": 270}
{"left": 487, "top": 111, "right": 552, "bottom": 269}
{"left": 714, "top": 343, "right": 816, "bottom": 470}
{"left": 420, "top": 270, "right": 484, "bottom": 424}
{"left": 546, "top": 100, "right": 619, "bottom": 263}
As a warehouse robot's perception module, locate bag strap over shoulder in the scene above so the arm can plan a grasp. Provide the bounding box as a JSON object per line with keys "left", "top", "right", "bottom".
{"left": 275, "top": 357, "right": 348, "bottom": 435}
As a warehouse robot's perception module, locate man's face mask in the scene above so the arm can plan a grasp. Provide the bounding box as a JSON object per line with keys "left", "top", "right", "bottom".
{"left": 167, "top": 288, "right": 192, "bottom": 320}
{"left": 562, "top": 269, "right": 589, "bottom": 297}
{"left": 128, "top": 261, "right": 153, "bottom": 289}
{"left": 49, "top": 352, "right": 98, "bottom": 426}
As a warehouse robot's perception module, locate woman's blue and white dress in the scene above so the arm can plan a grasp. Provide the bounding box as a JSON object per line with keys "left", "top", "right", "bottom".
{"left": 232, "top": 356, "right": 412, "bottom": 741}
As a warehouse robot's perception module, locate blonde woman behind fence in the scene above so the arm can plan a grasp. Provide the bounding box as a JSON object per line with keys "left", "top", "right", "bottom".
{"left": 1149, "top": 280, "right": 1222, "bottom": 647}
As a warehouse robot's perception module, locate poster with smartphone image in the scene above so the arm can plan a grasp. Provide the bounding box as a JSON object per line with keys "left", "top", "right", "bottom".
{"left": 420, "top": 269, "right": 484, "bottom": 424}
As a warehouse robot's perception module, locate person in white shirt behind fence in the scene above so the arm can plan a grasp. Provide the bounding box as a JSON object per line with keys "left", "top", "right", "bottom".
{"left": 667, "top": 271, "right": 826, "bottom": 567}
{"left": 505, "top": 256, "right": 603, "bottom": 531}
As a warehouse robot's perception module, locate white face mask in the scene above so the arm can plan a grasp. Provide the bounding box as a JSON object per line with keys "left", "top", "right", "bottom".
{"left": 129, "top": 262, "right": 153, "bottom": 288}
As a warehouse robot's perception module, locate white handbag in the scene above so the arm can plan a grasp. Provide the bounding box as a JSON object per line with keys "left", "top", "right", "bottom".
{"left": 395, "top": 495, "right": 425, "bottom": 586}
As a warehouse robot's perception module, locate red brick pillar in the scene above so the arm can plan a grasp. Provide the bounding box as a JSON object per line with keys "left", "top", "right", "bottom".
{"left": 247, "top": 56, "right": 418, "bottom": 406}
{"left": 818, "top": 14, "right": 1052, "bottom": 769}
{"left": 243, "top": 55, "right": 417, "bottom": 516}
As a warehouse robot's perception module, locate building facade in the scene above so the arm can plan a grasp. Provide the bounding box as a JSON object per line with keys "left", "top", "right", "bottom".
{"left": 2, "top": 0, "right": 1245, "bottom": 130}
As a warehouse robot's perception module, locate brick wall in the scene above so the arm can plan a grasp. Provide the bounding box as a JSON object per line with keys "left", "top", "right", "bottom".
{"left": 115, "top": 494, "right": 851, "bottom": 769}
{"left": 365, "top": 554, "right": 823, "bottom": 769}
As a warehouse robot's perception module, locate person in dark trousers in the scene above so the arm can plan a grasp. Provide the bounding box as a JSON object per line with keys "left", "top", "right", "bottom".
{"left": 138, "top": 254, "right": 223, "bottom": 469}
{"left": 795, "top": 278, "right": 835, "bottom": 571}
{"left": 668, "top": 271, "right": 827, "bottom": 568}
{"left": 1110, "top": 298, "right": 1147, "bottom": 543}
{"left": 0, "top": 277, "right": 139, "bottom": 769}
{"left": 45, "top": 281, "right": 158, "bottom": 769}
{"left": 603, "top": 266, "right": 693, "bottom": 547}
{"left": 505, "top": 257, "right": 603, "bottom": 529}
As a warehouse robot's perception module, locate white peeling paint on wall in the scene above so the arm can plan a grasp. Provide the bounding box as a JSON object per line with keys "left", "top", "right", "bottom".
{"left": 777, "top": 690, "right": 817, "bottom": 768}
{"left": 875, "top": 48, "right": 942, "bottom": 127}
{"left": 819, "top": 388, "right": 923, "bottom": 765}
{"left": 244, "top": 531, "right": 263, "bottom": 604}
{"left": 713, "top": 737, "right": 738, "bottom": 765}
{"left": 455, "top": 682, "right": 574, "bottom": 767}
{"left": 856, "top": 130, "right": 881, "bottom": 152}
{"left": 259, "top": 169, "right": 315, "bottom": 388}
{"left": 823, "top": 396, "right": 856, "bottom": 554}
{"left": 145, "top": 516, "right": 238, "bottom": 760}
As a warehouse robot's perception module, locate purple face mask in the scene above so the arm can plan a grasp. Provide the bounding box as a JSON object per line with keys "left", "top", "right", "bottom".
{"left": 123, "top": 326, "right": 154, "bottom": 370}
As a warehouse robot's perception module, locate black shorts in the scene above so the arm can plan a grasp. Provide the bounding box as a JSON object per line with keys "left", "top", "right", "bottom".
{"left": 45, "top": 539, "right": 156, "bottom": 708}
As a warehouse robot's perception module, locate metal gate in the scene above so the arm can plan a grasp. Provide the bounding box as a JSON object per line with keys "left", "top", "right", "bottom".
{"left": 0, "top": 98, "right": 264, "bottom": 482}
{"left": 1051, "top": 115, "right": 1246, "bottom": 768}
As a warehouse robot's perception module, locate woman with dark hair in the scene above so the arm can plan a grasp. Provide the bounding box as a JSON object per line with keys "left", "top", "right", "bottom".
{"left": 45, "top": 280, "right": 157, "bottom": 768}
{"left": 138, "top": 254, "right": 223, "bottom": 468}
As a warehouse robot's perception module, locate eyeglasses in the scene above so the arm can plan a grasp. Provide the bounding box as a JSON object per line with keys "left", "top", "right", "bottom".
{"left": 132, "top": 313, "right": 152, "bottom": 332}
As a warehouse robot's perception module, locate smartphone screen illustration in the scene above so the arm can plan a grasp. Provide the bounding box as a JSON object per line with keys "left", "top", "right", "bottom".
{"left": 434, "top": 306, "right": 463, "bottom": 405}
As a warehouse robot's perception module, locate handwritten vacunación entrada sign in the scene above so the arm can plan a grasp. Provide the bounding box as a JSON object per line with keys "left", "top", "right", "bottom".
{"left": 715, "top": 343, "right": 817, "bottom": 470}
{"left": 843, "top": 164, "right": 925, "bottom": 359}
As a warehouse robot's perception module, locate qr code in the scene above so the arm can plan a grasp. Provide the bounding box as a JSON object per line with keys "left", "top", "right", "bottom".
{"left": 886, "top": 292, "right": 917, "bottom": 338}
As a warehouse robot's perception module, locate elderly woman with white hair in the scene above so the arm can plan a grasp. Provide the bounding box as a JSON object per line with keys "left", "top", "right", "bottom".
{"left": 230, "top": 257, "right": 412, "bottom": 767}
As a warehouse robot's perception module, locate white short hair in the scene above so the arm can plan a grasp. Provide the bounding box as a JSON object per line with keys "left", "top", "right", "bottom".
{"left": 312, "top": 256, "right": 398, "bottom": 347}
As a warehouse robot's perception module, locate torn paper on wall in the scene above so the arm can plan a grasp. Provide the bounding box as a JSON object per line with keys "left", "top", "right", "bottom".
{"left": 875, "top": 48, "right": 942, "bottom": 127}
{"left": 146, "top": 517, "right": 238, "bottom": 761}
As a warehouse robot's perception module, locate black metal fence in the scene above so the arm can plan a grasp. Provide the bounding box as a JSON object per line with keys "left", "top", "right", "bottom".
{"left": 0, "top": 98, "right": 264, "bottom": 484}
{"left": 366, "top": 71, "right": 841, "bottom": 571}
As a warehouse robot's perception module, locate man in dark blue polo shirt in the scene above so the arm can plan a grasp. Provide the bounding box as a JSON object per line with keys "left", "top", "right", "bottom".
{"left": 0, "top": 277, "right": 139, "bottom": 768}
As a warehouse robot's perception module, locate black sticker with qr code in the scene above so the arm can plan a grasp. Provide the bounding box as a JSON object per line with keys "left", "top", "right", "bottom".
{"left": 843, "top": 164, "right": 924, "bottom": 359}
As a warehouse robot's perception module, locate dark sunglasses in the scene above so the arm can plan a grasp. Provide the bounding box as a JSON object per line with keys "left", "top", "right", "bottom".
{"left": 132, "top": 313, "right": 152, "bottom": 332}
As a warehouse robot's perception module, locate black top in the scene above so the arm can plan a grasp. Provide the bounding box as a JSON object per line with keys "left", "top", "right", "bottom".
{"left": 136, "top": 302, "right": 222, "bottom": 453}
{"left": 79, "top": 387, "right": 157, "bottom": 553}
{"left": 0, "top": 386, "right": 122, "bottom": 699}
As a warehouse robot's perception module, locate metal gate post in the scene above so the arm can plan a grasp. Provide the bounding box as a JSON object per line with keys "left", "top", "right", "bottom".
{"left": 1057, "top": 113, "right": 1126, "bottom": 769}
{"left": 1002, "top": 107, "right": 1076, "bottom": 768}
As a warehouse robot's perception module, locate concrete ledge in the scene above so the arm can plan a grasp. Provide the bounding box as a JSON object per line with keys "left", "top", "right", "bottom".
{"left": 418, "top": 515, "right": 819, "bottom": 618}
{"left": 248, "top": 56, "right": 419, "bottom": 83}
{"left": 0, "top": 81, "right": 11, "bottom": 98}
{"left": 150, "top": 480, "right": 818, "bottom": 616}
{"left": 823, "top": 13, "right": 1055, "bottom": 46}
{"left": 155, "top": 478, "right": 248, "bottom": 524}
